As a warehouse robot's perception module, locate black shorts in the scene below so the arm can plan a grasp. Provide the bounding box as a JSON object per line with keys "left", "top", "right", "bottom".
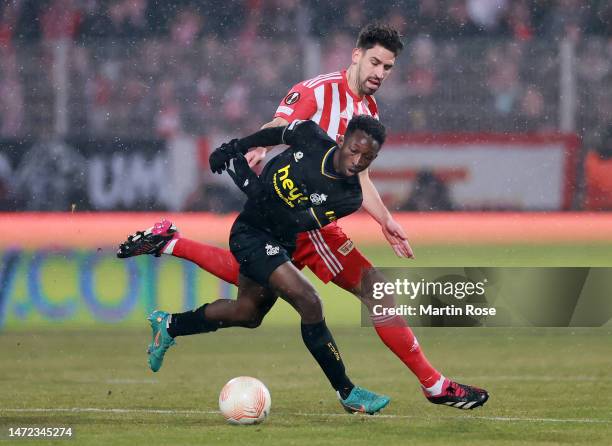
{"left": 229, "top": 218, "right": 295, "bottom": 287}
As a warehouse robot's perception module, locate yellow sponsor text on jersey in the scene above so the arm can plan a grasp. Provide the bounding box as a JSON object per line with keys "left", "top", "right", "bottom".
{"left": 273, "top": 164, "right": 309, "bottom": 208}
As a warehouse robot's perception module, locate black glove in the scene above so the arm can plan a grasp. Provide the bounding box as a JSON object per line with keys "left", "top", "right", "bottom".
{"left": 227, "top": 152, "right": 265, "bottom": 201}
{"left": 209, "top": 139, "right": 242, "bottom": 174}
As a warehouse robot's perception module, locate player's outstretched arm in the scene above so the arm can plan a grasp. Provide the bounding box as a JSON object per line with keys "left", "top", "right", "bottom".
{"left": 209, "top": 127, "right": 288, "bottom": 174}
{"left": 237, "top": 126, "right": 290, "bottom": 153}
{"left": 245, "top": 117, "right": 290, "bottom": 168}
{"left": 358, "top": 169, "right": 415, "bottom": 259}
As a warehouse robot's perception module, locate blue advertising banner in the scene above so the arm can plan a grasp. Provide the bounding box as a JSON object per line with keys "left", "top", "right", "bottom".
{"left": 0, "top": 249, "right": 233, "bottom": 328}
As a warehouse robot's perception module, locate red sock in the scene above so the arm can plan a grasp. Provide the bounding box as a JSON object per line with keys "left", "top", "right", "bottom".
{"left": 372, "top": 315, "right": 441, "bottom": 388}
{"left": 172, "top": 238, "right": 240, "bottom": 286}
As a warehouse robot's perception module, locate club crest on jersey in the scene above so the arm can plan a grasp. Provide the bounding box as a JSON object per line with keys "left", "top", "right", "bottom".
{"left": 293, "top": 151, "right": 304, "bottom": 162}
{"left": 309, "top": 193, "right": 327, "bottom": 206}
{"left": 265, "top": 243, "right": 280, "bottom": 256}
{"left": 284, "top": 92, "right": 300, "bottom": 105}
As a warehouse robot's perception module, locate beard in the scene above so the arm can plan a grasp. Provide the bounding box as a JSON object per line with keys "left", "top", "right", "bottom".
{"left": 360, "top": 82, "right": 376, "bottom": 95}
{"left": 358, "top": 68, "right": 382, "bottom": 95}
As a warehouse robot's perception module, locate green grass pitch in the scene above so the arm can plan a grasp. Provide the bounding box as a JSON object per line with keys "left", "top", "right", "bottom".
{"left": 1, "top": 243, "right": 611, "bottom": 445}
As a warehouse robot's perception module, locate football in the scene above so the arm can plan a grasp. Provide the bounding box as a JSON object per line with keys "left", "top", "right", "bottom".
{"left": 218, "top": 377, "right": 271, "bottom": 425}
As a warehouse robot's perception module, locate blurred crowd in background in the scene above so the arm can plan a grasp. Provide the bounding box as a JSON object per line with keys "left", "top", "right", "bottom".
{"left": 0, "top": 0, "right": 611, "bottom": 136}
{"left": 0, "top": 0, "right": 611, "bottom": 210}
{"left": 3, "top": 0, "right": 612, "bottom": 42}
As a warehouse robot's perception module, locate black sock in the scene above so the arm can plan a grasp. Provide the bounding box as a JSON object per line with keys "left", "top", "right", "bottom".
{"left": 301, "top": 319, "right": 354, "bottom": 399}
{"left": 167, "top": 304, "right": 219, "bottom": 337}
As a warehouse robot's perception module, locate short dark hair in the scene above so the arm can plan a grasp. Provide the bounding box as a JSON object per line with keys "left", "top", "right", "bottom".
{"left": 345, "top": 115, "right": 386, "bottom": 147}
{"left": 356, "top": 23, "right": 404, "bottom": 56}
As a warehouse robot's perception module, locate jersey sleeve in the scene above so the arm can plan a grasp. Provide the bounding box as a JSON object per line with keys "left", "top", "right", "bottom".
{"left": 237, "top": 126, "right": 285, "bottom": 151}
{"left": 274, "top": 82, "right": 317, "bottom": 123}
{"left": 281, "top": 119, "right": 328, "bottom": 147}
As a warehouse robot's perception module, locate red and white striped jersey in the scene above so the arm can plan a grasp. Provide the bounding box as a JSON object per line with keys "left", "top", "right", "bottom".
{"left": 274, "top": 70, "right": 379, "bottom": 142}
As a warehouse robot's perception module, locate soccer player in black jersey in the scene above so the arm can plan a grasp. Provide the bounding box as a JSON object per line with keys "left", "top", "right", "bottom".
{"left": 146, "top": 116, "right": 394, "bottom": 414}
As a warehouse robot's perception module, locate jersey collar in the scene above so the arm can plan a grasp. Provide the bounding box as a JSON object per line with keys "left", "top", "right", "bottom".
{"left": 342, "top": 69, "right": 364, "bottom": 102}
{"left": 321, "top": 146, "right": 343, "bottom": 179}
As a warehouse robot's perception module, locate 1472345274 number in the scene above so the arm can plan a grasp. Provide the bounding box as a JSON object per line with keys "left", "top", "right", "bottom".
{"left": 8, "top": 427, "right": 73, "bottom": 438}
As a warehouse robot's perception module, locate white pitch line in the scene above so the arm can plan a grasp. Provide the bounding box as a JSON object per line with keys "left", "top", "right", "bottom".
{"left": 457, "top": 375, "right": 612, "bottom": 382}
{"left": 105, "top": 379, "right": 159, "bottom": 384}
{"left": 0, "top": 408, "right": 217, "bottom": 415}
{"left": 0, "top": 408, "right": 610, "bottom": 424}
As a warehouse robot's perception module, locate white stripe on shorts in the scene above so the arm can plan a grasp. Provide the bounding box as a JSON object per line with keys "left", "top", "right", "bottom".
{"left": 308, "top": 229, "right": 343, "bottom": 275}
{"left": 307, "top": 231, "right": 339, "bottom": 275}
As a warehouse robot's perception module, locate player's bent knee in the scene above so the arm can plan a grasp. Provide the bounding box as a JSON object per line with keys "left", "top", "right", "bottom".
{"left": 299, "top": 289, "right": 323, "bottom": 320}
{"left": 234, "top": 302, "right": 260, "bottom": 324}
{"left": 243, "top": 317, "right": 263, "bottom": 329}
{"left": 300, "top": 286, "right": 321, "bottom": 306}
{"left": 360, "top": 268, "right": 386, "bottom": 296}
{"left": 236, "top": 303, "right": 267, "bottom": 329}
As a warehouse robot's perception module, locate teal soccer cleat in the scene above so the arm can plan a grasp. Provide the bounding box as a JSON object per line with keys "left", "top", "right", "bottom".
{"left": 338, "top": 386, "right": 391, "bottom": 414}
{"left": 146, "top": 310, "right": 176, "bottom": 372}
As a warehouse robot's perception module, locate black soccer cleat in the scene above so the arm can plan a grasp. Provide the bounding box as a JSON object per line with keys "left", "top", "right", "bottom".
{"left": 117, "top": 219, "right": 179, "bottom": 258}
{"left": 425, "top": 380, "right": 489, "bottom": 410}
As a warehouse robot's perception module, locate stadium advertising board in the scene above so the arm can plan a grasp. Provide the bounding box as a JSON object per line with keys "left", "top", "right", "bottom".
{"left": 2, "top": 212, "right": 612, "bottom": 329}
{"left": 0, "top": 248, "right": 232, "bottom": 328}
{"left": 0, "top": 134, "right": 579, "bottom": 213}
{"left": 369, "top": 134, "right": 579, "bottom": 210}
{"left": 0, "top": 138, "right": 199, "bottom": 212}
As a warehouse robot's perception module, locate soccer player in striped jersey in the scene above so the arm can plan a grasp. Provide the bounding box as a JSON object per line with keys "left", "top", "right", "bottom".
{"left": 118, "top": 23, "right": 488, "bottom": 410}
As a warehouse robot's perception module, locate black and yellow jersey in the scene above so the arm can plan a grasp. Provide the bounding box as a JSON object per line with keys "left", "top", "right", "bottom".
{"left": 237, "top": 120, "right": 363, "bottom": 245}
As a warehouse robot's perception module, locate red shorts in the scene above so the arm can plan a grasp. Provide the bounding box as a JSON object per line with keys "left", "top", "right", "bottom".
{"left": 292, "top": 223, "right": 373, "bottom": 291}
